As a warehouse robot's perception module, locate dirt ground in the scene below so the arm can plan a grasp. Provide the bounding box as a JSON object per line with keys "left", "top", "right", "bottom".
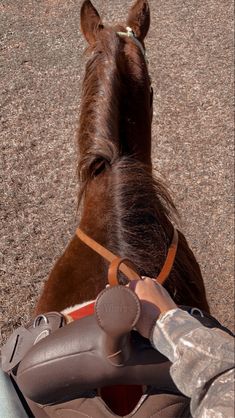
{"left": 0, "top": 0, "right": 234, "bottom": 345}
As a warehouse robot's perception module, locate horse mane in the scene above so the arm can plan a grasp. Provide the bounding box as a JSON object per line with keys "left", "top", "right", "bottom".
{"left": 77, "top": 27, "right": 151, "bottom": 192}
{"left": 78, "top": 29, "right": 122, "bottom": 188}
{"left": 108, "top": 157, "right": 205, "bottom": 306}
{"left": 109, "top": 157, "right": 177, "bottom": 272}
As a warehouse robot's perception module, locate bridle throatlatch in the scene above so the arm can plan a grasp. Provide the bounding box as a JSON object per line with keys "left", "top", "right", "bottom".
{"left": 76, "top": 227, "right": 179, "bottom": 287}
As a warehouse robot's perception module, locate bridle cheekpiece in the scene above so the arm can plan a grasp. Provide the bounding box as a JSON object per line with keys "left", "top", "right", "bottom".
{"left": 116, "top": 26, "right": 146, "bottom": 59}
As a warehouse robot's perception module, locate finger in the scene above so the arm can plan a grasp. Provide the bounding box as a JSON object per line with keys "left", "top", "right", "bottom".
{"left": 127, "top": 280, "right": 138, "bottom": 292}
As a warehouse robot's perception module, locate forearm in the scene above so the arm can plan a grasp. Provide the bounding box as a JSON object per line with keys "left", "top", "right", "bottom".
{"left": 151, "top": 308, "right": 234, "bottom": 417}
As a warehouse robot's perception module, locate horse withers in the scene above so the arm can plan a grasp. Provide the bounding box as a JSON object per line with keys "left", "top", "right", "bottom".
{"left": 3, "top": 1, "right": 210, "bottom": 417}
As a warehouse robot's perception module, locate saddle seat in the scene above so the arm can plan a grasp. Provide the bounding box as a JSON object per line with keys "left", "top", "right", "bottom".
{"left": 16, "top": 313, "right": 190, "bottom": 417}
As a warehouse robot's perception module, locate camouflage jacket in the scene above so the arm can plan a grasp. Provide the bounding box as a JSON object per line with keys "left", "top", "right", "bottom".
{"left": 151, "top": 308, "right": 234, "bottom": 418}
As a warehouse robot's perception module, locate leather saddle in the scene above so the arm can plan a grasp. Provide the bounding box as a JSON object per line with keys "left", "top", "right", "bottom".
{"left": 2, "top": 281, "right": 231, "bottom": 418}
{"left": 2, "top": 285, "right": 194, "bottom": 417}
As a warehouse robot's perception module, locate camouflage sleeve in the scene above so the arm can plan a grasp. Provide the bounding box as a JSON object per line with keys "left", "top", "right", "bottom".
{"left": 151, "top": 308, "right": 234, "bottom": 418}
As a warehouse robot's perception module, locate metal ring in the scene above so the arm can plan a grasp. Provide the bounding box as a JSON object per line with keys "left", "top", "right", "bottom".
{"left": 190, "top": 307, "right": 204, "bottom": 318}
{"left": 33, "top": 314, "right": 49, "bottom": 328}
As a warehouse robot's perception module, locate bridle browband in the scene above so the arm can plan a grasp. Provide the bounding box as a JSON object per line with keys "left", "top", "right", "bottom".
{"left": 76, "top": 227, "right": 178, "bottom": 286}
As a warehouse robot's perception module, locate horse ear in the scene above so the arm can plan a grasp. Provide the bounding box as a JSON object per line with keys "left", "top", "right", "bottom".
{"left": 127, "top": 0, "right": 150, "bottom": 41}
{"left": 80, "top": 0, "right": 104, "bottom": 45}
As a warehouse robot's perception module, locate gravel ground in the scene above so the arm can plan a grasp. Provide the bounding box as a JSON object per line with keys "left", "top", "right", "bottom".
{"left": 0, "top": 0, "right": 234, "bottom": 345}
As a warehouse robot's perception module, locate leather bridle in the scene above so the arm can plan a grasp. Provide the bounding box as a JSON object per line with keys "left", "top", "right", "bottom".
{"left": 116, "top": 26, "right": 152, "bottom": 92}
{"left": 76, "top": 227, "right": 178, "bottom": 286}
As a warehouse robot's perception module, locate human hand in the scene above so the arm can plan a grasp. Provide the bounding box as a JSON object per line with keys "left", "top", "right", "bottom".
{"left": 129, "top": 277, "right": 177, "bottom": 338}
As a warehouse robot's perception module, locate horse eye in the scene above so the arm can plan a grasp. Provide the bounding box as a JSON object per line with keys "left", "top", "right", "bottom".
{"left": 91, "top": 159, "right": 107, "bottom": 177}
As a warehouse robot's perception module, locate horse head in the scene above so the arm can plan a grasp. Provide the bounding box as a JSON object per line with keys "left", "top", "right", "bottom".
{"left": 78, "top": 0, "right": 153, "bottom": 184}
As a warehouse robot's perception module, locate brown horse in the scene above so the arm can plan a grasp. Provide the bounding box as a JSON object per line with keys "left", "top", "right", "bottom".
{"left": 35, "top": 0, "right": 209, "bottom": 316}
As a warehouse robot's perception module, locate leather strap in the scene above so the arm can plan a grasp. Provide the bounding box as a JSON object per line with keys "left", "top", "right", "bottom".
{"left": 76, "top": 227, "right": 178, "bottom": 286}
{"left": 76, "top": 228, "right": 140, "bottom": 281}
{"left": 155, "top": 227, "right": 178, "bottom": 284}
{"left": 108, "top": 257, "right": 141, "bottom": 287}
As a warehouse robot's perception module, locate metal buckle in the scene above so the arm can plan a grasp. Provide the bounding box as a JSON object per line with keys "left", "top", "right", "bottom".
{"left": 190, "top": 307, "right": 204, "bottom": 317}
{"left": 33, "top": 314, "right": 49, "bottom": 328}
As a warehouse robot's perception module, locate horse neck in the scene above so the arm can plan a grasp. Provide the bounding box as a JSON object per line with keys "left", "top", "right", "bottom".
{"left": 78, "top": 43, "right": 159, "bottom": 273}
{"left": 78, "top": 45, "right": 121, "bottom": 179}
{"left": 77, "top": 41, "right": 208, "bottom": 309}
{"left": 79, "top": 171, "right": 112, "bottom": 244}
{"left": 107, "top": 159, "right": 173, "bottom": 273}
